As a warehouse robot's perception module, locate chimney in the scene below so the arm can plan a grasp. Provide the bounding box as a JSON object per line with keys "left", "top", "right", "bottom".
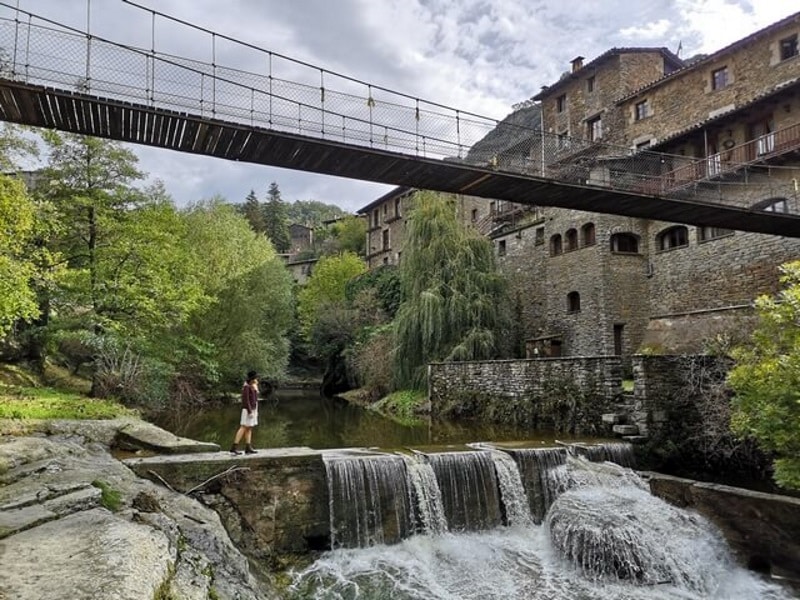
{"left": 571, "top": 56, "right": 584, "bottom": 72}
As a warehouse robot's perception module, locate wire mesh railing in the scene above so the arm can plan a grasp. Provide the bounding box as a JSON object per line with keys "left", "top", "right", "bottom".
{"left": 0, "top": 0, "right": 797, "bottom": 215}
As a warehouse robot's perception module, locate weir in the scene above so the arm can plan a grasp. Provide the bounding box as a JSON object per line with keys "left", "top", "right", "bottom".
{"left": 292, "top": 442, "right": 794, "bottom": 599}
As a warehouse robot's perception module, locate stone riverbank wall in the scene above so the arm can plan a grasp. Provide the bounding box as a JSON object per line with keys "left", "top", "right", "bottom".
{"left": 427, "top": 356, "right": 623, "bottom": 434}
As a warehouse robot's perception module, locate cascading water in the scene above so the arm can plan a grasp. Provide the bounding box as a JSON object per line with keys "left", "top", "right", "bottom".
{"left": 512, "top": 446, "right": 571, "bottom": 522}
{"left": 401, "top": 453, "right": 447, "bottom": 535}
{"left": 294, "top": 445, "right": 794, "bottom": 599}
{"left": 569, "top": 441, "right": 637, "bottom": 468}
{"left": 485, "top": 449, "right": 533, "bottom": 527}
{"left": 323, "top": 452, "right": 415, "bottom": 548}
{"left": 426, "top": 450, "right": 503, "bottom": 532}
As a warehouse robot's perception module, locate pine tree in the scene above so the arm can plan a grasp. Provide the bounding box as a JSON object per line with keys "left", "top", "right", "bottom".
{"left": 262, "top": 182, "right": 291, "bottom": 253}
{"left": 239, "top": 189, "right": 264, "bottom": 233}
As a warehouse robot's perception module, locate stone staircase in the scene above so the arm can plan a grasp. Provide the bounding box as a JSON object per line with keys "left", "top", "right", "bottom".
{"left": 602, "top": 393, "right": 647, "bottom": 443}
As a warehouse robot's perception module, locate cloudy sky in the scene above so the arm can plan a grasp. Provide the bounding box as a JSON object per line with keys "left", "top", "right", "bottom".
{"left": 6, "top": 0, "right": 800, "bottom": 212}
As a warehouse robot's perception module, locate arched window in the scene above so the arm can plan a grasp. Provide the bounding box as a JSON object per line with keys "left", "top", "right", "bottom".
{"left": 567, "top": 291, "right": 581, "bottom": 313}
{"left": 657, "top": 226, "right": 689, "bottom": 251}
{"left": 752, "top": 197, "right": 788, "bottom": 213}
{"left": 565, "top": 228, "right": 578, "bottom": 251}
{"left": 550, "top": 234, "right": 563, "bottom": 256}
{"left": 581, "top": 223, "right": 596, "bottom": 247}
{"left": 610, "top": 232, "right": 639, "bottom": 253}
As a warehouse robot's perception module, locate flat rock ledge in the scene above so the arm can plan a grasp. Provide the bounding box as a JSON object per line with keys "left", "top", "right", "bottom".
{"left": 0, "top": 418, "right": 275, "bottom": 600}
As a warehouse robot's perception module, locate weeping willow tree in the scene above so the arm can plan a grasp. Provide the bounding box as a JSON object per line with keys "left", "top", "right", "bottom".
{"left": 393, "top": 191, "right": 512, "bottom": 389}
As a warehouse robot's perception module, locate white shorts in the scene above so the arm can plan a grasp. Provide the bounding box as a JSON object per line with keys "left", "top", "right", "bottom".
{"left": 240, "top": 408, "right": 258, "bottom": 427}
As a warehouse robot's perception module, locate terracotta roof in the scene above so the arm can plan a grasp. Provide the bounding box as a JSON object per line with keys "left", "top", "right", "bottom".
{"left": 617, "top": 11, "right": 800, "bottom": 104}
{"left": 532, "top": 47, "right": 684, "bottom": 101}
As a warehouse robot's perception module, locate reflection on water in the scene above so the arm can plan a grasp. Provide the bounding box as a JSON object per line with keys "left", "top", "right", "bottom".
{"left": 152, "top": 389, "right": 592, "bottom": 450}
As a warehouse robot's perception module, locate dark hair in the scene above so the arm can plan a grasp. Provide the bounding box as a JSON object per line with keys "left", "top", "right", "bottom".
{"left": 246, "top": 370, "right": 258, "bottom": 382}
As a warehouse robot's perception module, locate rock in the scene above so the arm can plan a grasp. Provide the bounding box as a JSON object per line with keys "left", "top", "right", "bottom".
{"left": 601, "top": 413, "right": 625, "bottom": 424}
{"left": 1, "top": 508, "right": 173, "bottom": 600}
{"left": 612, "top": 424, "right": 639, "bottom": 436}
{"left": 0, "top": 419, "right": 279, "bottom": 600}
{"left": 116, "top": 420, "right": 220, "bottom": 454}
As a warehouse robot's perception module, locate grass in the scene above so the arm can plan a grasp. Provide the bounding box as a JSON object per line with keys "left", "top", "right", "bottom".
{"left": 0, "top": 363, "right": 136, "bottom": 421}
{"left": 622, "top": 379, "right": 635, "bottom": 393}
{"left": 372, "top": 389, "right": 427, "bottom": 425}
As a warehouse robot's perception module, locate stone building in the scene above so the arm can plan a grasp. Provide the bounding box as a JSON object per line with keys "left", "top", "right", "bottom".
{"left": 357, "top": 186, "right": 492, "bottom": 269}
{"left": 357, "top": 12, "right": 800, "bottom": 364}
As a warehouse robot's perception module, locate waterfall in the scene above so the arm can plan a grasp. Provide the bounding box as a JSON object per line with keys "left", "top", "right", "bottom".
{"left": 545, "top": 459, "right": 737, "bottom": 594}
{"left": 401, "top": 453, "right": 447, "bottom": 535}
{"left": 426, "top": 450, "right": 503, "bottom": 532}
{"left": 323, "top": 452, "right": 414, "bottom": 549}
{"left": 512, "top": 447, "right": 571, "bottom": 522}
{"left": 569, "top": 442, "right": 637, "bottom": 468}
{"left": 295, "top": 446, "right": 794, "bottom": 599}
{"left": 487, "top": 449, "right": 533, "bottom": 527}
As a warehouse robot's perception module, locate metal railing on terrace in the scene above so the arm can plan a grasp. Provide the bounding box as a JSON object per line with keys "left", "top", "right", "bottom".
{"left": 0, "top": 1, "right": 797, "bottom": 215}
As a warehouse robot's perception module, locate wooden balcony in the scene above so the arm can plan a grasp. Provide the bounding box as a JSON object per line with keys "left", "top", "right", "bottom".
{"left": 661, "top": 122, "right": 800, "bottom": 191}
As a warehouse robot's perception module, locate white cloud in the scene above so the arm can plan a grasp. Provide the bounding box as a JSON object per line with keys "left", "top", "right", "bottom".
{"left": 6, "top": 0, "right": 800, "bottom": 212}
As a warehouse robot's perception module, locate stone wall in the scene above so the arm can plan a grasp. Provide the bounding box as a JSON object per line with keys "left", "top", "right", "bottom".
{"left": 428, "top": 356, "right": 623, "bottom": 433}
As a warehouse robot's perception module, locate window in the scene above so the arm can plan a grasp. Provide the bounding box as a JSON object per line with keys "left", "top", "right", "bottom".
{"left": 382, "top": 229, "right": 390, "bottom": 250}
{"left": 471, "top": 208, "right": 478, "bottom": 222}
{"left": 556, "top": 94, "right": 567, "bottom": 113}
{"left": 567, "top": 292, "right": 581, "bottom": 313}
{"left": 698, "top": 226, "right": 733, "bottom": 241}
{"left": 588, "top": 116, "right": 603, "bottom": 141}
{"left": 635, "top": 100, "right": 650, "bottom": 120}
{"left": 581, "top": 223, "right": 596, "bottom": 247}
{"left": 587, "top": 76, "right": 595, "bottom": 93}
{"left": 372, "top": 209, "right": 379, "bottom": 228}
{"left": 780, "top": 34, "right": 799, "bottom": 61}
{"left": 498, "top": 239, "right": 507, "bottom": 256}
{"left": 550, "top": 234, "right": 563, "bottom": 256}
{"left": 394, "top": 198, "right": 401, "bottom": 217}
{"left": 753, "top": 197, "right": 788, "bottom": 213}
{"left": 711, "top": 66, "right": 729, "bottom": 90}
{"left": 657, "top": 226, "right": 689, "bottom": 251}
{"left": 635, "top": 140, "right": 652, "bottom": 152}
{"left": 535, "top": 226, "right": 545, "bottom": 246}
{"left": 557, "top": 131, "right": 570, "bottom": 150}
{"left": 610, "top": 232, "right": 639, "bottom": 253}
{"left": 565, "top": 228, "right": 578, "bottom": 251}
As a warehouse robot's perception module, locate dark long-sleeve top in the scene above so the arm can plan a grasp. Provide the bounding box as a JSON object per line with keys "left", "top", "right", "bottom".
{"left": 241, "top": 383, "right": 258, "bottom": 412}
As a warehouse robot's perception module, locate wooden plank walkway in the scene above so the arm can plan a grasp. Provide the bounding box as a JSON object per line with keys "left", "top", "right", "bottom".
{"left": 1, "top": 79, "right": 799, "bottom": 237}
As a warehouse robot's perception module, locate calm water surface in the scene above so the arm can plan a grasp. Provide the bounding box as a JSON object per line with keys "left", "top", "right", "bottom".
{"left": 153, "top": 389, "right": 602, "bottom": 450}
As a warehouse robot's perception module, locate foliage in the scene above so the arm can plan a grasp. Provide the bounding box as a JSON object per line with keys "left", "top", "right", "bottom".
{"left": 345, "top": 265, "right": 402, "bottom": 318}
{"left": 181, "top": 199, "right": 294, "bottom": 387}
{"left": 729, "top": 261, "right": 800, "bottom": 490}
{"left": 393, "top": 191, "right": 512, "bottom": 389}
{"left": 0, "top": 174, "right": 41, "bottom": 336}
{"left": 345, "top": 323, "right": 394, "bottom": 400}
{"left": 326, "top": 215, "right": 366, "bottom": 256}
{"left": 286, "top": 199, "right": 347, "bottom": 227}
{"left": 297, "top": 252, "right": 366, "bottom": 340}
{"left": 263, "top": 182, "right": 291, "bottom": 253}
{"left": 0, "top": 382, "right": 136, "bottom": 419}
{"left": 372, "top": 389, "right": 427, "bottom": 425}
{"left": 91, "top": 480, "right": 122, "bottom": 512}
{"left": 239, "top": 189, "right": 264, "bottom": 233}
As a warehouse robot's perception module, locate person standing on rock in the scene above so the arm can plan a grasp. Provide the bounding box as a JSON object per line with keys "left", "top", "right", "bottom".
{"left": 230, "top": 370, "right": 259, "bottom": 455}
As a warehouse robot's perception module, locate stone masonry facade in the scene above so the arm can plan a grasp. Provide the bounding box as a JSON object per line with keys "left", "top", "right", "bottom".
{"left": 356, "top": 13, "right": 800, "bottom": 363}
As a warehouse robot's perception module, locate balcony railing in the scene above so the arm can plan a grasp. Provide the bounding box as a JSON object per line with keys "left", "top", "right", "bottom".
{"left": 658, "top": 122, "right": 800, "bottom": 191}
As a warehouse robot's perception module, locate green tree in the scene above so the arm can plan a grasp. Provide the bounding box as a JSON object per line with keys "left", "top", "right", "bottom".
{"left": 328, "top": 215, "right": 367, "bottom": 256}
{"left": 728, "top": 261, "right": 800, "bottom": 490}
{"left": 286, "top": 199, "right": 347, "bottom": 227}
{"left": 0, "top": 175, "right": 41, "bottom": 336}
{"left": 239, "top": 189, "right": 264, "bottom": 233}
{"left": 296, "top": 251, "right": 366, "bottom": 340}
{"left": 393, "top": 191, "right": 511, "bottom": 389}
{"left": 262, "top": 182, "right": 291, "bottom": 253}
{"left": 181, "top": 198, "right": 294, "bottom": 386}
